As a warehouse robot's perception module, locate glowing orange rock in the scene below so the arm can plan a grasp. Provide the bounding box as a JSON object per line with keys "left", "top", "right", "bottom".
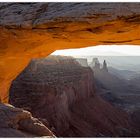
{"left": 0, "top": 3, "right": 140, "bottom": 102}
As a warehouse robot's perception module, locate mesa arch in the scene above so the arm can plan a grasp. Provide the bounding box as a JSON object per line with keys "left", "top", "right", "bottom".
{"left": 0, "top": 3, "right": 140, "bottom": 103}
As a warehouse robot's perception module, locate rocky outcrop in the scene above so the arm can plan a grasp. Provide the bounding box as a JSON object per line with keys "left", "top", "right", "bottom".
{"left": 0, "top": 103, "right": 55, "bottom": 137}
{"left": 90, "top": 58, "right": 138, "bottom": 112}
{"left": 90, "top": 58, "right": 101, "bottom": 70}
{"left": 9, "top": 56, "right": 137, "bottom": 137}
{"left": 90, "top": 58, "right": 128, "bottom": 94}
{"left": 102, "top": 60, "right": 108, "bottom": 72}
{"left": 0, "top": 3, "right": 139, "bottom": 137}
{"left": 76, "top": 58, "right": 88, "bottom": 67}
{"left": 1, "top": 3, "right": 140, "bottom": 102}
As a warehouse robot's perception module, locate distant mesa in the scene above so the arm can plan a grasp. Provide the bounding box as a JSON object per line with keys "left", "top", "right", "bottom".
{"left": 76, "top": 58, "right": 88, "bottom": 67}
{"left": 90, "top": 58, "right": 108, "bottom": 72}
{"left": 90, "top": 58, "right": 100, "bottom": 68}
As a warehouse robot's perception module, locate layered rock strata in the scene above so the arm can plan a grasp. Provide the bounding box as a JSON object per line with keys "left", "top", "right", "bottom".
{"left": 9, "top": 56, "right": 137, "bottom": 137}
{"left": 1, "top": 3, "right": 140, "bottom": 102}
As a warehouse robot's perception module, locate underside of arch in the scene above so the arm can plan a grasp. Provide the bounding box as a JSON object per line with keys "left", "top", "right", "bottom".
{"left": 0, "top": 2, "right": 140, "bottom": 102}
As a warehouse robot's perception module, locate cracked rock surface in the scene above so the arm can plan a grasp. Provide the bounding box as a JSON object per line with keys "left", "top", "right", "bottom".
{"left": 0, "top": 103, "right": 55, "bottom": 137}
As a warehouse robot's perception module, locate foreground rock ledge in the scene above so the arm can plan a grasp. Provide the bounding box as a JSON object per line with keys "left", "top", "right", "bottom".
{"left": 0, "top": 103, "right": 55, "bottom": 137}
{"left": 0, "top": 3, "right": 140, "bottom": 102}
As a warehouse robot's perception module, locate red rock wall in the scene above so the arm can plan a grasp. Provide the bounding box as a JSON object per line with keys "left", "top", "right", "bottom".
{"left": 9, "top": 56, "right": 136, "bottom": 137}
{"left": 1, "top": 3, "right": 140, "bottom": 103}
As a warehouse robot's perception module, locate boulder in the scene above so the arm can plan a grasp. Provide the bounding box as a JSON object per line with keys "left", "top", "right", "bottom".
{"left": 0, "top": 103, "right": 55, "bottom": 137}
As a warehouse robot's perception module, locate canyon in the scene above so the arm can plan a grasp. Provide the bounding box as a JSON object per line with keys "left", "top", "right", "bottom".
{"left": 1, "top": 3, "right": 140, "bottom": 103}
{"left": 89, "top": 57, "right": 140, "bottom": 132}
{"left": 90, "top": 57, "right": 140, "bottom": 109}
{"left": 9, "top": 55, "right": 139, "bottom": 137}
{"left": 0, "top": 3, "right": 140, "bottom": 137}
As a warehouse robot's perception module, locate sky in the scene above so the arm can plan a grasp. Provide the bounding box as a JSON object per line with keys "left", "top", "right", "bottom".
{"left": 52, "top": 45, "right": 140, "bottom": 56}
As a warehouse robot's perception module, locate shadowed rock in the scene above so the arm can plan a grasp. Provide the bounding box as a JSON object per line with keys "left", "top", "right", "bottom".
{"left": 1, "top": 3, "right": 140, "bottom": 102}
{"left": 9, "top": 56, "right": 138, "bottom": 137}
{"left": 0, "top": 103, "right": 55, "bottom": 137}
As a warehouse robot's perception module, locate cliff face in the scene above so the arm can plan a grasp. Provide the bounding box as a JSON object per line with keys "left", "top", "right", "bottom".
{"left": 1, "top": 3, "right": 140, "bottom": 102}
{"left": 9, "top": 56, "right": 135, "bottom": 137}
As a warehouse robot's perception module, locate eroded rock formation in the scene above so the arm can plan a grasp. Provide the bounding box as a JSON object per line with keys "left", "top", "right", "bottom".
{"left": 76, "top": 58, "right": 88, "bottom": 67}
{"left": 0, "top": 103, "right": 55, "bottom": 137}
{"left": 0, "top": 3, "right": 140, "bottom": 102}
{"left": 9, "top": 56, "right": 138, "bottom": 137}
{"left": 90, "top": 58, "right": 101, "bottom": 70}
{"left": 102, "top": 60, "right": 108, "bottom": 72}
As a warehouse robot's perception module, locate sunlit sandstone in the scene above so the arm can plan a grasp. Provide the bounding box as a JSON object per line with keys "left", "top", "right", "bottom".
{"left": 0, "top": 3, "right": 140, "bottom": 102}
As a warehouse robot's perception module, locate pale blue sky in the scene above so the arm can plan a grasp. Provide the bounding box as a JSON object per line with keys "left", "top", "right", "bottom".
{"left": 52, "top": 45, "right": 140, "bottom": 56}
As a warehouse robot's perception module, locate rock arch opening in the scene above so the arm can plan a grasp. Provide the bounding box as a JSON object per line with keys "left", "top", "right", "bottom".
{"left": 1, "top": 2, "right": 140, "bottom": 137}
{"left": 0, "top": 2, "right": 140, "bottom": 104}
{"left": 8, "top": 45, "right": 140, "bottom": 137}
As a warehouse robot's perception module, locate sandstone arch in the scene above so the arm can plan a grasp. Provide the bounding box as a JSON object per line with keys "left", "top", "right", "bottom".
{"left": 0, "top": 3, "right": 140, "bottom": 103}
